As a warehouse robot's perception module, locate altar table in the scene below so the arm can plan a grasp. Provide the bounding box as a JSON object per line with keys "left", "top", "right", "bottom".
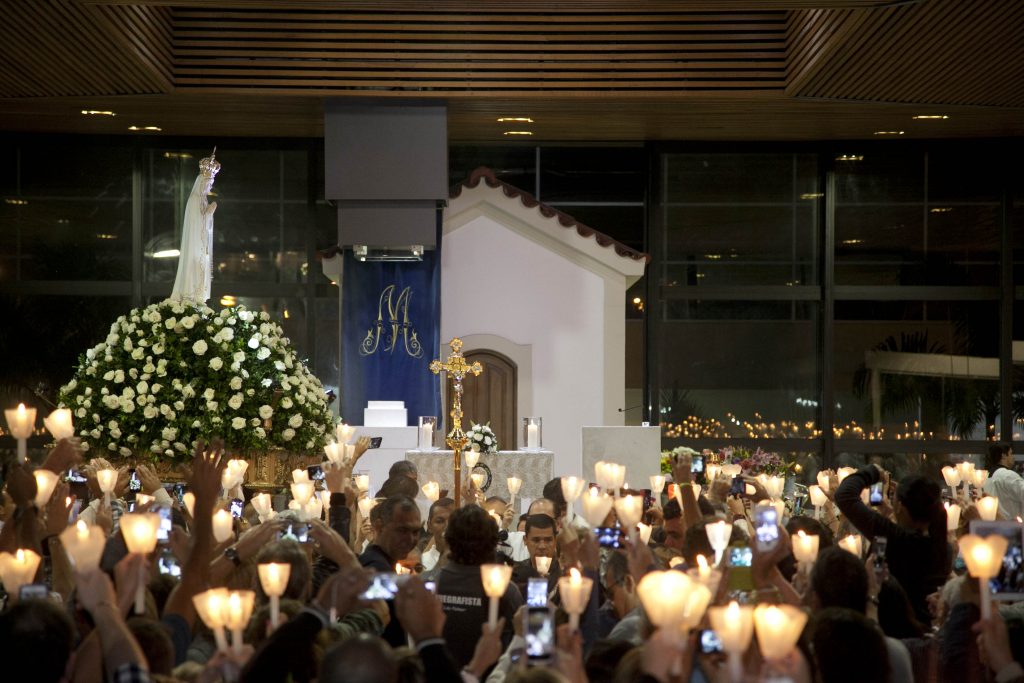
{"left": 405, "top": 449, "right": 554, "bottom": 503}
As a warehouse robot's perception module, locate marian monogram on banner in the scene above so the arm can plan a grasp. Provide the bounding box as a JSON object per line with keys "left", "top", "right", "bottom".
{"left": 359, "top": 284, "right": 423, "bottom": 358}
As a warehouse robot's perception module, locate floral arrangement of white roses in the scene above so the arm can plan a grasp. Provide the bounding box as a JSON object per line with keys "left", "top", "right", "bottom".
{"left": 57, "top": 298, "right": 333, "bottom": 460}
{"left": 465, "top": 422, "right": 498, "bottom": 454}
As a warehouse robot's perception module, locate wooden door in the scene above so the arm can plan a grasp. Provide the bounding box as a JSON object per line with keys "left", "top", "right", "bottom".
{"left": 453, "top": 350, "right": 517, "bottom": 452}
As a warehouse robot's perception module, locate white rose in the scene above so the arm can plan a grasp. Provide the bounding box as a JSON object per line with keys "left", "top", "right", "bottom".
{"left": 274, "top": 361, "right": 286, "bottom": 371}
{"left": 207, "top": 401, "right": 218, "bottom": 411}
{"left": 248, "top": 335, "right": 260, "bottom": 350}
{"left": 239, "top": 310, "right": 254, "bottom": 322}
{"left": 246, "top": 389, "right": 255, "bottom": 396}
{"left": 203, "top": 388, "right": 215, "bottom": 400}
{"left": 108, "top": 443, "right": 117, "bottom": 452}
{"left": 484, "top": 436, "right": 492, "bottom": 445}
{"left": 162, "top": 427, "right": 177, "bottom": 441}
{"left": 151, "top": 383, "right": 161, "bottom": 394}
{"left": 474, "top": 433, "right": 483, "bottom": 442}
{"left": 231, "top": 417, "right": 246, "bottom": 430}
{"left": 288, "top": 414, "right": 303, "bottom": 428}
{"left": 129, "top": 368, "right": 138, "bottom": 379}
{"left": 114, "top": 370, "right": 125, "bottom": 384}
{"left": 209, "top": 357, "right": 223, "bottom": 371}
{"left": 181, "top": 316, "right": 195, "bottom": 329}
{"left": 258, "top": 405, "right": 273, "bottom": 419}
{"left": 153, "top": 343, "right": 164, "bottom": 355}
{"left": 75, "top": 408, "right": 86, "bottom": 418}
{"left": 103, "top": 370, "right": 115, "bottom": 381}
{"left": 110, "top": 428, "right": 122, "bottom": 439}
{"left": 144, "top": 406, "right": 158, "bottom": 419}
{"left": 164, "top": 317, "right": 176, "bottom": 329}
{"left": 136, "top": 381, "right": 148, "bottom": 394}
{"left": 159, "top": 404, "right": 172, "bottom": 416}
{"left": 182, "top": 385, "right": 196, "bottom": 398}
{"left": 220, "top": 327, "right": 234, "bottom": 341}
{"left": 257, "top": 347, "right": 271, "bottom": 361}
{"left": 143, "top": 362, "right": 155, "bottom": 373}
{"left": 192, "top": 340, "right": 208, "bottom": 355}
{"left": 233, "top": 351, "right": 245, "bottom": 362}
{"left": 131, "top": 348, "right": 144, "bottom": 360}
{"left": 120, "top": 398, "right": 135, "bottom": 413}
{"left": 123, "top": 338, "right": 133, "bottom": 352}
{"left": 174, "top": 401, "right": 184, "bottom": 411}
{"left": 471, "top": 443, "right": 481, "bottom": 452}
{"left": 230, "top": 377, "right": 243, "bottom": 390}
{"left": 281, "top": 397, "right": 293, "bottom": 409}
{"left": 255, "top": 427, "right": 266, "bottom": 438}
{"left": 282, "top": 428, "right": 295, "bottom": 441}
{"left": 228, "top": 394, "right": 243, "bottom": 410}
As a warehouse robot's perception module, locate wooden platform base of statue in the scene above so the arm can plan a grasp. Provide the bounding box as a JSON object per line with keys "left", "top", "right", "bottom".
{"left": 147, "top": 449, "right": 317, "bottom": 491}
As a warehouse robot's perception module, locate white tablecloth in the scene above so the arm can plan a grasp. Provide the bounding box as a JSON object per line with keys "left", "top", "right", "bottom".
{"left": 406, "top": 449, "right": 554, "bottom": 502}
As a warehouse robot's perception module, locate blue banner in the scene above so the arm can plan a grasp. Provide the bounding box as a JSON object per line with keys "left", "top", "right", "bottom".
{"left": 340, "top": 250, "right": 441, "bottom": 426}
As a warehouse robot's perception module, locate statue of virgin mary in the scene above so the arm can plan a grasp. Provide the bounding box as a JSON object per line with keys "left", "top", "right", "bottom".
{"left": 170, "top": 150, "right": 220, "bottom": 305}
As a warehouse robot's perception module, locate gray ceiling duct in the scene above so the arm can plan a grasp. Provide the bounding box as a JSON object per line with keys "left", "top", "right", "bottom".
{"left": 324, "top": 100, "right": 447, "bottom": 259}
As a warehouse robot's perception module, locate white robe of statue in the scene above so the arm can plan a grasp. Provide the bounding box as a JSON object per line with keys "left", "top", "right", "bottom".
{"left": 171, "top": 152, "right": 220, "bottom": 305}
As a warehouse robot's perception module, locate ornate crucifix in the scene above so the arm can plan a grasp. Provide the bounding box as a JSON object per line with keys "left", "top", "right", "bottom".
{"left": 430, "top": 337, "right": 483, "bottom": 506}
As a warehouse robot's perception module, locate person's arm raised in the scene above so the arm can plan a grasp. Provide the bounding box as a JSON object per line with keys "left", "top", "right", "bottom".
{"left": 833, "top": 466, "right": 897, "bottom": 541}
{"left": 671, "top": 453, "right": 702, "bottom": 531}
{"left": 75, "top": 569, "right": 149, "bottom": 674}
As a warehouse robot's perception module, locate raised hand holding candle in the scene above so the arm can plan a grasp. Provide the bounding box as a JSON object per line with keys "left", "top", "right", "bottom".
{"left": 558, "top": 568, "right": 594, "bottom": 632}
{"left": 223, "top": 590, "right": 256, "bottom": 656}
{"left": 120, "top": 512, "right": 160, "bottom": 614}
{"left": 59, "top": 520, "right": 105, "bottom": 571}
{"left": 194, "top": 588, "right": 231, "bottom": 653}
{"left": 422, "top": 481, "right": 440, "bottom": 502}
{"left": 637, "top": 522, "right": 652, "bottom": 545}
{"left": 481, "top": 564, "right": 513, "bottom": 628}
{"left": 5, "top": 403, "right": 36, "bottom": 463}
{"left": 960, "top": 533, "right": 1010, "bottom": 619}
{"left": 594, "top": 461, "right": 626, "bottom": 496}
{"left": 96, "top": 468, "right": 118, "bottom": 506}
{"left": 251, "top": 493, "right": 273, "bottom": 522}
{"left": 580, "top": 487, "right": 613, "bottom": 527}
{"left": 561, "top": 476, "right": 585, "bottom": 520}
{"left": 838, "top": 533, "right": 863, "bottom": 558}
{"left": 705, "top": 464, "right": 721, "bottom": 484}
{"left": 535, "top": 556, "right": 552, "bottom": 577}
{"left": 212, "top": 510, "right": 235, "bottom": 543}
{"left": 470, "top": 472, "right": 485, "bottom": 491}
{"left": 465, "top": 450, "right": 480, "bottom": 469}
{"left": 978, "top": 496, "right": 999, "bottom": 521}
{"left": 44, "top": 408, "right": 74, "bottom": 441}
{"left": 942, "top": 466, "right": 961, "bottom": 497}
{"left": 649, "top": 475, "right": 666, "bottom": 495}
{"left": 614, "top": 495, "right": 643, "bottom": 541}
{"left": 258, "top": 562, "right": 291, "bottom": 629}
{"left": 709, "top": 601, "right": 755, "bottom": 683}
{"left": 336, "top": 423, "right": 356, "bottom": 443}
{"left": 507, "top": 476, "right": 522, "bottom": 508}
{"left": 0, "top": 549, "right": 42, "bottom": 598}
{"left": 33, "top": 469, "right": 60, "bottom": 508}
{"left": 291, "top": 468, "right": 310, "bottom": 484}
{"left": 705, "top": 520, "right": 733, "bottom": 566}
{"left": 816, "top": 470, "right": 831, "bottom": 493}
{"left": 945, "top": 502, "right": 962, "bottom": 532}
{"left": 974, "top": 469, "right": 990, "bottom": 488}
{"left": 182, "top": 492, "right": 196, "bottom": 518}
{"left": 358, "top": 497, "right": 378, "bottom": 520}
{"left": 792, "top": 530, "right": 819, "bottom": 575}
{"left": 753, "top": 604, "right": 808, "bottom": 663}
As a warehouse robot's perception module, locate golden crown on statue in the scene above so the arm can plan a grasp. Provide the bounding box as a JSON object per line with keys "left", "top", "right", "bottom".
{"left": 199, "top": 148, "right": 221, "bottom": 179}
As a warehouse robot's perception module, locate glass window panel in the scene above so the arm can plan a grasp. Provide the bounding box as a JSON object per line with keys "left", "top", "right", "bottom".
{"left": 835, "top": 153, "right": 923, "bottom": 204}
{"left": 19, "top": 143, "right": 132, "bottom": 199}
{"left": 0, "top": 143, "right": 17, "bottom": 196}
{"left": 314, "top": 295, "right": 340, "bottom": 406}
{"left": 663, "top": 263, "right": 811, "bottom": 288}
{"left": 16, "top": 199, "right": 131, "bottom": 280}
{"left": 665, "top": 299, "right": 816, "bottom": 321}
{"left": 449, "top": 146, "right": 536, "bottom": 193}
{"left": 665, "top": 153, "right": 817, "bottom": 204}
{"left": 928, "top": 148, "right": 1002, "bottom": 203}
{"left": 539, "top": 147, "right": 645, "bottom": 203}
{"left": 834, "top": 301, "right": 1000, "bottom": 441}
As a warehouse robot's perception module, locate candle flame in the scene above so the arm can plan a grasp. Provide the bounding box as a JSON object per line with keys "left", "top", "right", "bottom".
{"left": 696, "top": 554, "right": 708, "bottom": 570}
{"left": 569, "top": 567, "right": 581, "bottom": 586}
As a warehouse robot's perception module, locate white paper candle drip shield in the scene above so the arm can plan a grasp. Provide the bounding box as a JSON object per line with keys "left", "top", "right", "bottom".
{"left": 792, "top": 531, "right": 819, "bottom": 566}
{"left": 561, "top": 476, "right": 585, "bottom": 520}
{"left": 251, "top": 493, "right": 274, "bottom": 521}
{"left": 945, "top": 502, "right": 962, "bottom": 532}
{"left": 358, "top": 497, "right": 378, "bottom": 520}
{"left": 816, "top": 470, "right": 831, "bottom": 492}
{"left": 808, "top": 485, "right": 828, "bottom": 508}
{"left": 838, "top": 534, "right": 863, "bottom": 558}
{"left": 354, "top": 474, "right": 370, "bottom": 493}
{"left": 5, "top": 403, "right": 36, "bottom": 462}
{"left": 709, "top": 601, "right": 754, "bottom": 683}
{"left": 324, "top": 442, "right": 344, "bottom": 467}
{"left": 705, "top": 520, "right": 733, "bottom": 566}
{"left": 291, "top": 468, "right": 310, "bottom": 484}
{"left": 686, "top": 555, "right": 721, "bottom": 595}
{"left": 0, "top": 549, "right": 42, "bottom": 597}
{"left": 33, "top": 469, "right": 60, "bottom": 508}
{"left": 120, "top": 512, "right": 160, "bottom": 613}
{"left": 481, "top": 564, "right": 513, "bottom": 628}
{"left": 96, "top": 469, "right": 118, "bottom": 506}
{"left": 960, "top": 533, "right": 1010, "bottom": 620}
{"left": 506, "top": 476, "right": 522, "bottom": 506}
{"left": 60, "top": 520, "right": 106, "bottom": 572}
{"left": 291, "top": 481, "right": 315, "bottom": 508}
{"left": 614, "top": 495, "right": 643, "bottom": 540}
{"left": 753, "top": 604, "right": 808, "bottom": 662}
{"left": 636, "top": 570, "right": 712, "bottom": 640}
{"left": 223, "top": 590, "right": 256, "bottom": 655}
{"left": 594, "top": 461, "right": 626, "bottom": 495}
{"left": 336, "top": 423, "right": 356, "bottom": 444}
{"left": 212, "top": 509, "right": 235, "bottom": 543}
{"left": 942, "top": 466, "right": 961, "bottom": 490}
{"left": 422, "top": 481, "right": 440, "bottom": 502}
{"left": 580, "top": 487, "right": 613, "bottom": 528}
{"left": 535, "top": 556, "right": 552, "bottom": 577}
{"left": 193, "top": 588, "right": 231, "bottom": 652}
{"left": 649, "top": 475, "right": 666, "bottom": 495}
{"left": 465, "top": 450, "right": 481, "bottom": 470}
{"left": 44, "top": 408, "right": 74, "bottom": 441}
{"left": 183, "top": 492, "right": 196, "bottom": 518}
{"left": 558, "top": 568, "right": 594, "bottom": 631}
{"left": 977, "top": 496, "right": 999, "bottom": 521}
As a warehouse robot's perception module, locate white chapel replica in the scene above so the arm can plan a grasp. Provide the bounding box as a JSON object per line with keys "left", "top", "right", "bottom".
{"left": 441, "top": 168, "right": 648, "bottom": 477}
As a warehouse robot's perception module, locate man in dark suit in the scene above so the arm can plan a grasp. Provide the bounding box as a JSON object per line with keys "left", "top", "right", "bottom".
{"left": 511, "top": 513, "right": 560, "bottom": 597}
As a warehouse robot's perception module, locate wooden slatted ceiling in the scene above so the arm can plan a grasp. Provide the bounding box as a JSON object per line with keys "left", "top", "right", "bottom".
{"left": 791, "top": 0, "right": 1024, "bottom": 107}
{"left": 171, "top": 9, "right": 790, "bottom": 94}
{"left": 0, "top": 1, "right": 172, "bottom": 97}
{"left": 86, "top": 1, "right": 899, "bottom": 9}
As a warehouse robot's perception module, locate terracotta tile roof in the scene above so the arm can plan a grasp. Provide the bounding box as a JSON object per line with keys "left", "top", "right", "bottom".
{"left": 451, "top": 167, "right": 651, "bottom": 264}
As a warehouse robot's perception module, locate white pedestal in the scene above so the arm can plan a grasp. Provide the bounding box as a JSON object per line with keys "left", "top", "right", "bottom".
{"left": 581, "top": 426, "right": 662, "bottom": 488}
{"left": 352, "top": 426, "right": 419, "bottom": 497}
{"left": 363, "top": 400, "right": 408, "bottom": 428}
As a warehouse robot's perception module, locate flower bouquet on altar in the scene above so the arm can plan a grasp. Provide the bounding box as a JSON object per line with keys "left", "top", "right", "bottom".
{"left": 465, "top": 422, "right": 498, "bottom": 454}
{"left": 721, "top": 446, "right": 794, "bottom": 478}
{"left": 57, "top": 299, "right": 333, "bottom": 460}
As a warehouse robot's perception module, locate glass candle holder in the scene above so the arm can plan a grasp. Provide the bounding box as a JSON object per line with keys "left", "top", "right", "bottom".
{"left": 523, "top": 417, "right": 542, "bottom": 451}
{"left": 418, "top": 416, "right": 437, "bottom": 451}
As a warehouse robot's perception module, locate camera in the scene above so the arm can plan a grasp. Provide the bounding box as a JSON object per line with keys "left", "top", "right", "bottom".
{"left": 594, "top": 526, "right": 624, "bottom": 549}
{"left": 360, "top": 573, "right": 400, "bottom": 600}
{"left": 527, "top": 577, "right": 548, "bottom": 608}
{"left": 700, "top": 629, "right": 723, "bottom": 654}
{"left": 278, "top": 523, "right": 311, "bottom": 543}
{"left": 229, "top": 498, "right": 244, "bottom": 518}
{"left": 306, "top": 465, "right": 325, "bottom": 482}
{"left": 869, "top": 482, "right": 884, "bottom": 506}
{"left": 155, "top": 505, "right": 173, "bottom": 542}
{"left": 158, "top": 549, "right": 182, "bottom": 578}
{"left": 873, "top": 536, "right": 887, "bottom": 569}
{"left": 129, "top": 468, "right": 142, "bottom": 493}
{"left": 753, "top": 506, "right": 780, "bottom": 553}
{"left": 525, "top": 608, "right": 555, "bottom": 665}
{"left": 728, "top": 546, "right": 753, "bottom": 568}
{"left": 691, "top": 455, "right": 704, "bottom": 473}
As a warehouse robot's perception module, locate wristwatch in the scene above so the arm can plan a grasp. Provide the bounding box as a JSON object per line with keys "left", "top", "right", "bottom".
{"left": 224, "top": 546, "right": 242, "bottom": 567}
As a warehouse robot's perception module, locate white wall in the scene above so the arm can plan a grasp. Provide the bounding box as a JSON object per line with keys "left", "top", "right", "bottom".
{"left": 441, "top": 215, "right": 608, "bottom": 476}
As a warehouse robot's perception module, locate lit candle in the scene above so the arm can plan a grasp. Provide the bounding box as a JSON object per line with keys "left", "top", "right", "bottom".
{"left": 637, "top": 569, "right": 713, "bottom": 664}
{"left": 816, "top": 470, "right": 831, "bottom": 493}
{"left": 974, "top": 469, "right": 990, "bottom": 489}
{"left": 96, "top": 468, "right": 118, "bottom": 506}
{"left": 792, "top": 530, "right": 820, "bottom": 568}
{"left": 395, "top": 562, "right": 412, "bottom": 576}
{"left": 291, "top": 481, "right": 315, "bottom": 509}
{"left": 465, "top": 450, "right": 480, "bottom": 469}
{"left": 977, "top": 496, "right": 999, "bottom": 521}
{"left": 0, "top": 548, "right": 42, "bottom": 598}
{"left": 182, "top": 492, "right": 196, "bottom": 518}
{"left": 353, "top": 474, "right": 370, "bottom": 493}
{"left": 343, "top": 443, "right": 356, "bottom": 463}
{"left": 594, "top": 461, "right": 626, "bottom": 496}
{"left": 580, "top": 487, "right": 613, "bottom": 527}
{"left": 305, "top": 496, "right": 324, "bottom": 521}
{"left": 753, "top": 604, "right": 808, "bottom": 662}
{"left": 709, "top": 601, "right": 755, "bottom": 683}
{"left": 43, "top": 408, "right": 74, "bottom": 441}
{"left": 480, "top": 564, "right": 513, "bottom": 628}
{"left": 419, "top": 423, "right": 433, "bottom": 450}
{"left": 223, "top": 590, "right": 256, "bottom": 656}
{"left": 336, "top": 423, "right": 356, "bottom": 443}
{"left": 324, "top": 442, "right": 343, "bottom": 466}
{"left": 535, "top": 556, "right": 552, "bottom": 577}
{"left": 251, "top": 493, "right": 273, "bottom": 521}
{"left": 955, "top": 461, "right": 975, "bottom": 482}
{"left": 941, "top": 465, "right": 961, "bottom": 498}
{"left": 33, "top": 469, "right": 60, "bottom": 508}
{"left": 291, "top": 468, "right": 310, "bottom": 484}
{"left": 526, "top": 423, "right": 539, "bottom": 450}
{"left": 960, "top": 533, "right": 1010, "bottom": 619}
{"left": 59, "top": 520, "right": 105, "bottom": 571}
{"left": 507, "top": 476, "right": 522, "bottom": 508}
{"left": 470, "top": 472, "right": 485, "bottom": 490}
{"left": 705, "top": 520, "right": 733, "bottom": 566}
{"left": 120, "top": 512, "right": 160, "bottom": 614}
{"left": 212, "top": 509, "right": 235, "bottom": 544}
{"left": 614, "top": 495, "right": 643, "bottom": 541}
{"left": 358, "top": 497, "right": 378, "bottom": 520}
{"left": 695, "top": 554, "right": 711, "bottom": 581}
{"left": 422, "top": 481, "right": 440, "bottom": 502}
{"left": 637, "top": 522, "right": 652, "bottom": 545}
{"left": 558, "top": 568, "right": 594, "bottom": 632}
{"left": 649, "top": 475, "right": 666, "bottom": 495}
{"left": 193, "top": 588, "right": 230, "bottom": 652}
{"left": 837, "top": 467, "right": 856, "bottom": 483}
{"left": 4, "top": 403, "right": 36, "bottom": 463}
{"left": 668, "top": 556, "right": 685, "bottom": 569}
{"left": 258, "top": 562, "right": 291, "bottom": 629}
{"left": 705, "top": 464, "right": 721, "bottom": 484}
{"left": 838, "top": 534, "right": 863, "bottom": 558}
{"left": 721, "top": 464, "right": 742, "bottom": 478}
{"left": 561, "top": 476, "right": 585, "bottom": 520}
{"left": 945, "top": 501, "right": 962, "bottom": 532}
{"left": 134, "top": 493, "right": 154, "bottom": 508}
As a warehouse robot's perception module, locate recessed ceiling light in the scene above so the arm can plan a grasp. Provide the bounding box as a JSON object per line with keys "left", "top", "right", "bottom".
{"left": 800, "top": 193, "right": 824, "bottom": 200}
{"left": 841, "top": 239, "right": 864, "bottom": 245}
{"left": 95, "top": 233, "right": 117, "bottom": 240}
{"left": 4, "top": 198, "right": 28, "bottom": 206}
{"left": 912, "top": 115, "right": 949, "bottom": 120}
{"left": 163, "top": 152, "right": 193, "bottom": 159}
{"left": 704, "top": 254, "right": 722, "bottom": 260}
{"left": 497, "top": 117, "right": 534, "bottom": 123}
{"left": 873, "top": 131, "right": 905, "bottom": 136}
{"left": 503, "top": 131, "right": 533, "bottom": 136}
{"left": 128, "top": 125, "right": 162, "bottom": 131}
{"left": 929, "top": 207, "right": 954, "bottom": 213}
{"left": 220, "top": 295, "right": 237, "bottom": 307}
{"left": 81, "top": 110, "right": 116, "bottom": 116}
{"left": 152, "top": 249, "right": 180, "bottom": 258}
{"left": 836, "top": 155, "right": 864, "bottom": 161}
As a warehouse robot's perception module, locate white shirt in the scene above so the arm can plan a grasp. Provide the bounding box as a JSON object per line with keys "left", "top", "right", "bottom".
{"left": 982, "top": 467, "right": 1024, "bottom": 521}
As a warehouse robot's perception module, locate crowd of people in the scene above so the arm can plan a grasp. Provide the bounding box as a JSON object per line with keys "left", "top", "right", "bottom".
{"left": 3, "top": 436, "right": 1024, "bottom": 683}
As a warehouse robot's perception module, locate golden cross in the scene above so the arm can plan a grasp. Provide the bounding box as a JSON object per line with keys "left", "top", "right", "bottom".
{"left": 430, "top": 337, "right": 483, "bottom": 506}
